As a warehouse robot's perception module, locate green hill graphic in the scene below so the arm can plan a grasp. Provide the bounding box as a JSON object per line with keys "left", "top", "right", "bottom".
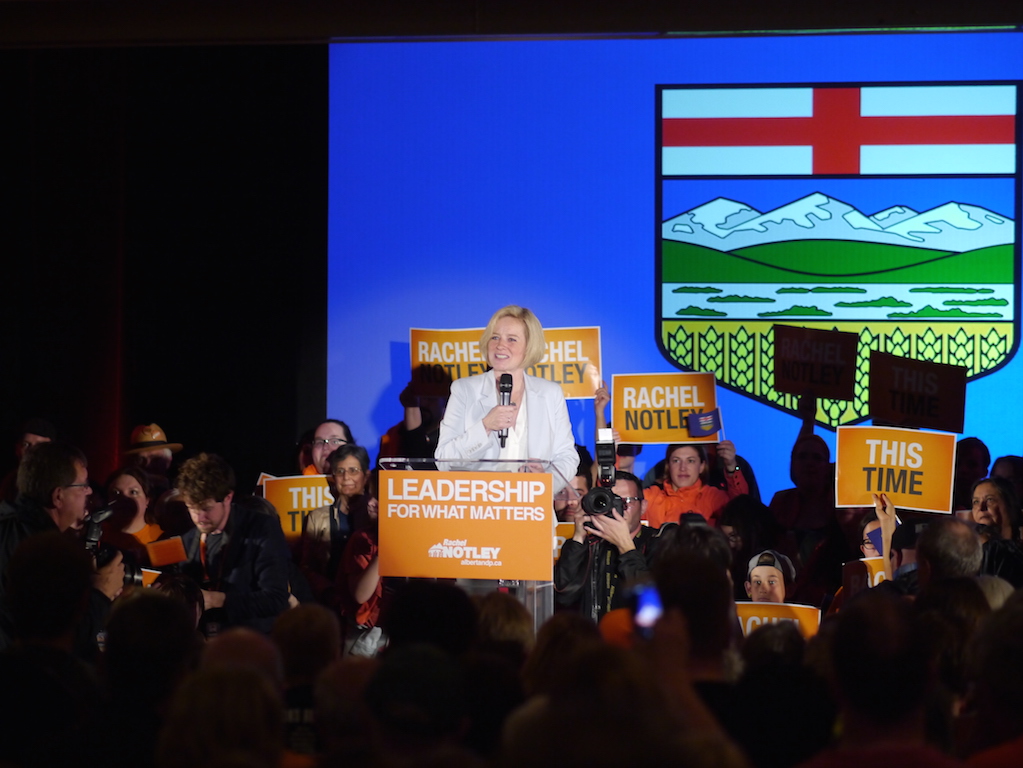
{"left": 662, "top": 241, "right": 1012, "bottom": 284}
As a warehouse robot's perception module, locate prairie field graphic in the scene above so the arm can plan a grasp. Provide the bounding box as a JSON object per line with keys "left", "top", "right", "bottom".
{"left": 659, "top": 193, "right": 1016, "bottom": 427}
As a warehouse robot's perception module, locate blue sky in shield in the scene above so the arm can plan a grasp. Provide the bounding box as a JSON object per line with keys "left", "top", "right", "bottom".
{"left": 662, "top": 177, "right": 1017, "bottom": 222}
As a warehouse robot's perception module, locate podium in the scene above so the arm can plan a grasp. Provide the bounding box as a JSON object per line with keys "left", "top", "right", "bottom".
{"left": 377, "top": 457, "right": 571, "bottom": 633}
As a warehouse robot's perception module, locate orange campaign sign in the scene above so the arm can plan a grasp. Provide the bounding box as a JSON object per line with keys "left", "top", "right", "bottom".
{"left": 835, "top": 425, "right": 957, "bottom": 514}
{"left": 410, "top": 328, "right": 489, "bottom": 397}
{"left": 842, "top": 556, "right": 888, "bottom": 601}
{"left": 258, "top": 473, "right": 332, "bottom": 540}
{"left": 773, "top": 325, "right": 858, "bottom": 401}
{"left": 868, "top": 351, "right": 967, "bottom": 433}
{"left": 735, "top": 601, "right": 821, "bottom": 639}
{"left": 379, "top": 470, "right": 554, "bottom": 580}
{"left": 146, "top": 536, "right": 188, "bottom": 567}
{"left": 612, "top": 372, "right": 720, "bottom": 444}
{"left": 410, "top": 326, "right": 602, "bottom": 399}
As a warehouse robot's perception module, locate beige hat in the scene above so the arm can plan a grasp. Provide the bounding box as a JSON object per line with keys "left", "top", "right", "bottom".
{"left": 123, "top": 423, "right": 183, "bottom": 455}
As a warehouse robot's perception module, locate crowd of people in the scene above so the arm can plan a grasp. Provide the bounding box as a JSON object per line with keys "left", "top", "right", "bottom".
{"left": 3, "top": 305, "right": 1023, "bottom": 768}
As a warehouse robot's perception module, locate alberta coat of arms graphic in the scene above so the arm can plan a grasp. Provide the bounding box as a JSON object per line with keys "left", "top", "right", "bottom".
{"left": 656, "top": 83, "right": 1018, "bottom": 428}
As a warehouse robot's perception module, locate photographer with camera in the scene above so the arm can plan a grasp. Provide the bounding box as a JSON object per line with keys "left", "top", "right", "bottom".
{"left": 554, "top": 456, "right": 657, "bottom": 622}
{"left": 0, "top": 441, "right": 125, "bottom": 659}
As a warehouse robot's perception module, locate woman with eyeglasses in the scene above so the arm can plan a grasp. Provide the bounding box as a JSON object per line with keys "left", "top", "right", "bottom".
{"left": 296, "top": 444, "right": 371, "bottom": 610}
{"left": 306, "top": 419, "right": 355, "bottom": 475}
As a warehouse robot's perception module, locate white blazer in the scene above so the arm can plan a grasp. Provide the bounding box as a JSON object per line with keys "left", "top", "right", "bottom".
{"left": 435, "top": 371, "right": 579, "bottom": 490}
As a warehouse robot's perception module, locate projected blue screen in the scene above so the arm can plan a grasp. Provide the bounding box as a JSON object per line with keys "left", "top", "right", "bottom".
{"left": 327, "top": 30, "right": 1023, "bottom": 502}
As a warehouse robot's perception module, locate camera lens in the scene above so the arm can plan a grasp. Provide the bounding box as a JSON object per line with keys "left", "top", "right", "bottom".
{"left": 582, "top": 487, "right": 621, "bottom": 517}
{"left": 123, "top": 563, "right": 144, "bottom": 588}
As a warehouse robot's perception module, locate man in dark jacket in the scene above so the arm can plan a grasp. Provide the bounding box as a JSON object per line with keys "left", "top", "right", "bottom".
{"left": 0, "top": 441, "right": 124, "bottom": 658}
{"left": 175, "top": 452, "right": 291, "bottom": 635}
{"left": 554, "top": 470, "right": 657, "bottom": 622}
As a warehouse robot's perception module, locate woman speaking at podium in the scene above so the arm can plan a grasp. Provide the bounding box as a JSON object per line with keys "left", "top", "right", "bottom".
{"left": 435, "top": 305, "right": 578, "bottom": 491}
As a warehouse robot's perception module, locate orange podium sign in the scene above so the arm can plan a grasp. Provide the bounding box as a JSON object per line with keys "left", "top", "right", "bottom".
{"left": 379, "top": 470, "right": 554, "bottom": 580}
{"left": 835, "top": 425, "right": 956, "bottom": 514}
{"left": 258, "top": 473, "right": 332, "bottom": 540}
{"left": 735, "top": 601, "right": 821, "bottom": 639}
{"left": 410, "top": 326, "right": 601, "bottom": 399}
{"left": 612, "top": 372, "right": 720, "bottom": 444}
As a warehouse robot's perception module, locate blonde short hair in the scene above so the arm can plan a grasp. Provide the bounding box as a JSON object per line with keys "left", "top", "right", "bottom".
{"left": 479, "top": 305, "right": 546, "bottom": 370}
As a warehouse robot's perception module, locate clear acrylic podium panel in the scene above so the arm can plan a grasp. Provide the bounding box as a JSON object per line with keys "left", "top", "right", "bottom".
{"left": 378, "top": 457, "right": 573, "bottom": 635}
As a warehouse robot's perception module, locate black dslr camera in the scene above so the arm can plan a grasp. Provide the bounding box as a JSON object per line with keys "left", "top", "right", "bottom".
{"left": 83, "top": 505, "right": 144, "bottom": 587}
{"left": 582, "top": 429, "right": 624, "bottom": 520}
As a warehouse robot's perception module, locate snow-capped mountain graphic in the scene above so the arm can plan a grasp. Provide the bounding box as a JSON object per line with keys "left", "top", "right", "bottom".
{"left": 662, "top": 193, "right": 1014, "bottom": 253}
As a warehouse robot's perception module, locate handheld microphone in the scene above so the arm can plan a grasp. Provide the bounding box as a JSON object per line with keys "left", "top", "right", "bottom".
{"left": 498, "top": 373, "right": 513, "bottom": 448}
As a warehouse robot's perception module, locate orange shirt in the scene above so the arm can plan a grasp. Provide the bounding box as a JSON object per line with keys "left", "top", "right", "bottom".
{"left": 130, "top": 521, "right": 164, "bottom": 546}
{"left": 643, "top": 470, "right": 748, "bottom": 528}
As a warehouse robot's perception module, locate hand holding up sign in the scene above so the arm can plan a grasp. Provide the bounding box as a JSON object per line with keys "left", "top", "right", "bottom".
{"left": 717, "top": 440, "right": 738, "bottom": 474}
{"left": 797, "top": 390, "right": 817, "bottom": 439}
{"left": 872, "top": 492, "right": 897, "bottom": 581}
{"left": 594, "top": 380, "right": 610, "bottom": 429}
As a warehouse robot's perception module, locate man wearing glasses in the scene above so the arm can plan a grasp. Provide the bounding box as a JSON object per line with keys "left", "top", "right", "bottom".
{"left": 554, "top": 470, "right": 657, "bottom": 622}
{"left": 0, "top": 441, "right": 125, "bottom": 655}
{"left": 307, "top": 419, "right": 355, "bottom": 475}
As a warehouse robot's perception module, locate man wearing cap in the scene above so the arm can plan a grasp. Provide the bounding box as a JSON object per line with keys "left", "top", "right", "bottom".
{"left": 124, "top": 423, "right": 182, "bottom": 498}
{"left": 745, "top": 549, "right": 795, "bottom": 603}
